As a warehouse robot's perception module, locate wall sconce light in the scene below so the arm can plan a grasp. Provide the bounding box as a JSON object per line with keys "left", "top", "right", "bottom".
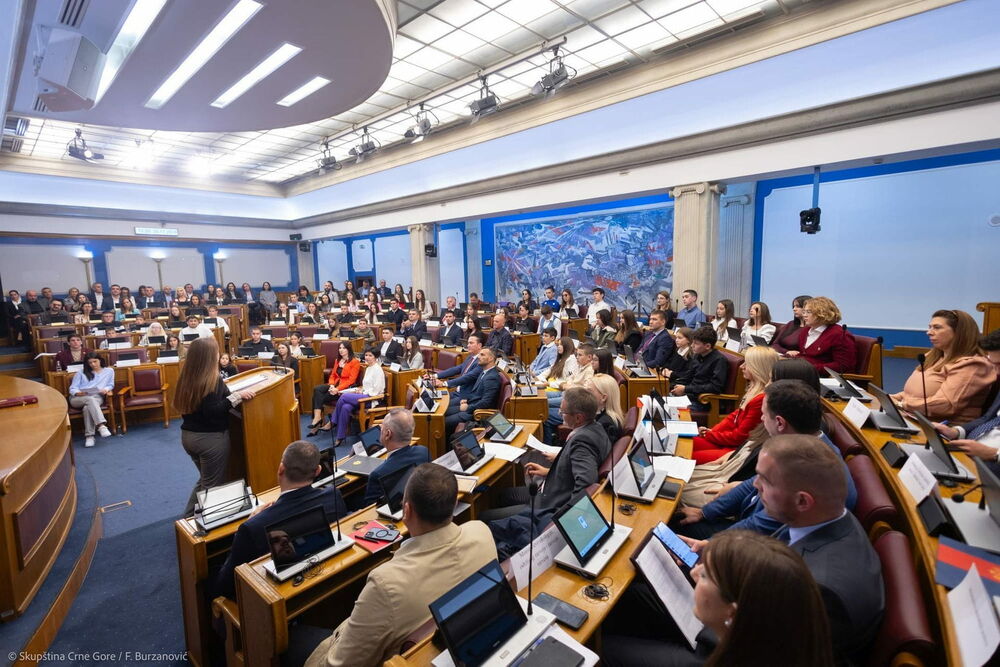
{"left": 213, "top": 251, "right": 226, "bottom": 283}
{"left": 150, "top": 252, "right": 166, "bottom": 290}
{"left": 77, "top": 250, "right": 94, "bottom": 285}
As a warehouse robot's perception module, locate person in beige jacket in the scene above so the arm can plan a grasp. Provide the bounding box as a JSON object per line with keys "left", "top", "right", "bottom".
{"left": 304, "top": 463, "right": 496, "bottom": 667}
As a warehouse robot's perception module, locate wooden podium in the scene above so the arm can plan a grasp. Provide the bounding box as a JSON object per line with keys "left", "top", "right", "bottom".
{"left": 225, "top": 368, "right": 300, "bottom": 493}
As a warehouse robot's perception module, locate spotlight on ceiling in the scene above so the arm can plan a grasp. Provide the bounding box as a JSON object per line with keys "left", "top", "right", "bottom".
{"left": 469, "top": 75, "right": 499, "bottom": 123}
{"left": 123, "top": 138, "right": 156, "bottom": 169}
{"left": 317, "top": 138, "right": 341, "bottom": 174}
{"left": 404, "top": 103, "right": 438, "bottom": 143}
{"left": 66, "top": 128, "right": 104, "bottom": 161}
{"left": 532, "top": 46, "right": 574, "bottom": 98}
{"left": 348, "top": 126, "right": 379, "bottom": 164}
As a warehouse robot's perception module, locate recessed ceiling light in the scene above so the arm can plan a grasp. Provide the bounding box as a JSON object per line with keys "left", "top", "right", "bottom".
{"left": 96, "top": 0, "right": 169, "bottom": 103}
{"left": 211, "top": 42, "right": 301, "bottom": 108}
{"left": 145, "top": 0, "right": 263, "bottom": 110}
{"left": 276, "top": 76, "right": 331, "bottom": 107}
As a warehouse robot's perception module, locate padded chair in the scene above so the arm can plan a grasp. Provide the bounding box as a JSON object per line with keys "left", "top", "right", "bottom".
{"left": 295, "top": 325, "right": 318, "bottom": 338}
{"left": 356, "top": 366, "right": 389, "bottom": 431}
{"left": 867, "top": 531, "right": 937, "bottom": 667}
{"left": 598, "top": 435, "right": 631, "bottom": 480}
{"left": 235, "top": 359, "right": 260, "bottom": 373}
{"left": 67, "top": 393, "right": 117, "bottom": 435}
{"left": 420, "top": 348, "right": 435, "bottom": 370}
{"left": 697, "top": 348, "right": 746, "bottom": 426}
{"left": 458, "top": 373, "right": 514, "bottom": 437}
{"left": 44, "top": 339, "right": 66, "bottom": 354}
{"left": 436, "top": 349, "right": 462, "bottom": 372}
{"left": 843, "top": 333, "right": 883, "bottom": 388}
{"left": 612, "top": 367, "right": 629, "bottom": 414}
{"left": 622, "top": 405, "right": 638, "bottom": 438}
{"left": 319, "top": 339, "right": 342, "bottom": 381}
{"left": 822, "top": 412, "right": 866, "bottom": 458}
{"left": 117, "top": 363, "right": 169, "bottom": 433}
{"left": 847, "top": 454, "right": 899, "bottom": 539}
{"left": 426, "top": 325, "right": 440, "bottom": 342}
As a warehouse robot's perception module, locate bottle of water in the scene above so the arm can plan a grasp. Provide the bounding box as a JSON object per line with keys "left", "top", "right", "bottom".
{"left": 56, "top": 359, "right": 62, "bottom": 372}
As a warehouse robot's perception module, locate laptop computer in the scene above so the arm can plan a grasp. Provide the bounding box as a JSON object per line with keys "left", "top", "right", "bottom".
{"left": 107, "top": 336, "right": 131, "bottom": 350}
{"left": 947, "top": 458, "right": 1000, "bottom": 554}
{"left": 552, "top": 492, "right": 632, "bottom": 578}
{"left": 182, "top": 333, "right": 200, "bottom": 342}
{"left": 900, "top": 411, "right": 974, "bottom": 482}
{"left": 630, "top": 352, "right": 655, "bottom": 378}
{"left": 262, "top": 506, "right": 352, "bottom": 582}
{"left": 194, "top": 479, "right": 255, "bottom": 531}
{"left": 726, "top": 326, "right": 741, "bottom": 342}
{"left": 563, "top": 308, "right": 578, "bottom": 318}
{"left": 312, "top": 446, "right": 349, "bottom": 488}
{"left": 376, "top": 464, "right": 415, "bottom": 520}
{"left": 824, "top": 368, "right": 872, "bottom": 403}
{"left": 237, "top": 345, "right": 255, "bottom": 357}
{"left": 613, "top": 441, "right": 669, "bottom": 503}
{"left": 638, "top": 418, "right": 677, "bottom": 455}
{"left": 429, "top": 559, "right": 555, "bottom": 667}
{"left": 351, "top": 425, "right": 387, "bottom": 457}
{"left": 115, "top": 351, "right": 141, "bottom": 367}
{"left": 412, "top": 387, "right": 440, "bottom": 413}
{"left": 865, "top": 384, "right": 919, "bottom": 434}
{"left": 452, "top": 430, "right": 495, "bottom": 475}
{"left": 485, "top": 411, "right": 523, "bottom": 443}
{"left": 146, "top": 334, "right": 166, "bottom": 345}
{"left": 156, "top": 349, "right": 179, "bottom": 364}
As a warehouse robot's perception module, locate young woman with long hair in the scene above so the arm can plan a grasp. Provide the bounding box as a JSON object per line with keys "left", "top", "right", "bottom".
{"left": 542, "top": 336, "right": 578, "bottom": 381}
{"left": 587, "top": 373, "right": 624, "bottom": 443}
{"left": 271, "top": 341, "right": 299, "bottom": 378}
{"left": 714, "top": 299, "right": 737, "bottom": 344}
{"left": 173, "top": 337, "right": 256, "bottom": 516}
{"left": 308, "top": 341, "right": 360, "bottom": 435}
{"left": 614, "top": 309, "right": 643, "bottom": 352}
{"left": 741, "top": 301, "right": 775, "bottom": 345}
{"left": 691, "top": 346, "right": 779, "bottom": 464}
{"left": 404, "top": 335, "right": 424, "bottom": 369}
{"left": 771, "top": 295, "right": 812, "bottom": 354}
{"left": 68, "top": 351, "right": 115, "bottom": 447}
{"left": 654, "top": 290, "right": 677, "bottom": 330}
{"left": 413, "top": 289, "right": 432, "bottom": 319}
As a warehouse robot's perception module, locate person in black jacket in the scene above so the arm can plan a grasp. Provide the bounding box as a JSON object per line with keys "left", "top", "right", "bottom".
{"left": 437, "top": 311, "right": 463, "bottom": 346}
{"left": 399, "top": 309, "right": 427, "bottom": 339}
{"left": 376, "top": 327, "right": 403, "bottom": 363}
{"left": 485, "top": 313, "right": 514, "bottom": 356}
{"left": 214, "top": 440, "right": 347, "bottom": 598}
{"left": 385, "top": 299, "right": 407, "bottom": 331}
{"left": 671, "top": 325, "right": 727, "bottom": 411}
{"left": 174, "top": 337, "right": 257, "bottom": 517}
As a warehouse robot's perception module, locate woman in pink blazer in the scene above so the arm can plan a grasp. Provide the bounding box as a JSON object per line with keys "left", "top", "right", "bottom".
{"left": 787, "top": 296, "right": 856, "bottom": 374}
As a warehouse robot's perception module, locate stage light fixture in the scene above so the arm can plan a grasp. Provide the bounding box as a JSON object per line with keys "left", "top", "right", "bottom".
{"left": 348, "top": 127, "right": 379, "bottom": 163}
{"left": 317, "top": 138, "right": 341, "bottom": 174}
{"left": 531, "top": 46, "right": 574, "bottom": 97}
{"left": 67, "top": 128, "right": 104, "bottom": 162}
{"left": 403, "top": 103, "right": 438, "bottom": 143}
{"left": 469, "top": 75, "right": 499, "bottom": 123}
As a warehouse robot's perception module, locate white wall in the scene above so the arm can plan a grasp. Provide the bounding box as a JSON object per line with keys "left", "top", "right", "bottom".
{"left": 216, "top": 247, "right": 292, "bottom": 289}
{"left": 315, "top": 239, "right": 348, "bottom": 288}
{"left": 438, "top": 227, "right": 466, "bottom": 303}
{"left": 0, "top": 213, "right": 293, "bottom": 241}
{"left": 759, "top": 159, "right": 1000, "bottom": 330}
{"left": 105, "top": 245, "right": 206, "bottom": 291}
{"left": 0, "top": 242, "right": 88, "bottom": 294}
{"left": 373, "top": 234, "right": 411, "bottom": 291}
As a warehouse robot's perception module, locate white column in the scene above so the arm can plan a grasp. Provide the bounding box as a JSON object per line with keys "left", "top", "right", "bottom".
{"left": 464, "top": 221, "right": 482, "bottom": 298}
{"left": 408, "top": 223, "right": 439, "bottom": 303}
{"left": 669, "top": 182, "right": 725, "bottom": 311}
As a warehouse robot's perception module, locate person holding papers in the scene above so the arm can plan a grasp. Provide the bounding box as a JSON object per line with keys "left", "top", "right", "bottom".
{"left": 670, "top": 326, "right": 727, "bottom": 412}
{"left": 891, "top": 309, "right": 996, "bottom": 422}
{"left": 361, "top": 409, "right": 430, "bottom": 507}
{"left": 602, "top": 530, "right": 834, "bottom": 667}
{"left": 68, "top": 352, "right": 115, "bottom": 447}
{"left": 530, "top": 328, "right": 559, "bottom": 376}
{"left": 174, "top": 338, "right": 256, "bottom": 517}
{"left": 690, "top": 346, "right": 778, "bottom": 464}
{"left": 299, "top": 464, "right": 495, "bottom": 667}
{"left": 214, "top": 440, "right": 347, "bottom": 599}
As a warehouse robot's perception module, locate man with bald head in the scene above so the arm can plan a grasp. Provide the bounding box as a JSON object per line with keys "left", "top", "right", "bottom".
{"left": 361, "top": 408, "right": 429, "bottom": 507}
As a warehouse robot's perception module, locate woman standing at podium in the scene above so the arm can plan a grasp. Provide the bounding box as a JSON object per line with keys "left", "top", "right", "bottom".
{"left": 174, "top": 337, "right": 257, "bottom": 517}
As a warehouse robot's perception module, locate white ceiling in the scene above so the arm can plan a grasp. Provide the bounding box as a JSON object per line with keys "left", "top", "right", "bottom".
{"left": 2, "top": 0, "right": 802, "bottom": 185}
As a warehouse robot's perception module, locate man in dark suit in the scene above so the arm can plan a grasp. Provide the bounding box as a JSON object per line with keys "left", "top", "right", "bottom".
{"left": 436, "top": 334, "right": 484, "bottom": 399}
{"left": 214, "top": 440, "right": 347, "bottom": 598}
{"left": 361, "top": 409, "right": 430, "bottom": 507}
{"left": 399, "top": 309, "right": 427, "bottom": 339}
{"left": 377, "top": 327, "right": 403, "bottom": 363}
{"left": 670, "top": 325, "right": 727, "bottom": 410}
{"left": 90, "top": 282, "right": 111, "bottom": 311}
{"left": 4, "top": 290, "right": 30, "bottom": 345}
{"left": 40, "top": 299, "right": 70, "bottom": 324}
{"left": 485, "top": 387, "right": 611, "bottom": 553}
{"left": 376, "top": 280, "right": 391, "bottom": 299}
{"left": 635, "top": 310, "right": 676, "bottom": 369}
{"left": 437, "top": 311, "right": 463, "bottom": 346}
{"left": 444, "top": 347, "right": 502, "bottom": 438}
{"left": 439, "top": 296, "right": 464, "bottom": 322}
{"left": 485, "top": 313, "right": 513, "bottom": 356}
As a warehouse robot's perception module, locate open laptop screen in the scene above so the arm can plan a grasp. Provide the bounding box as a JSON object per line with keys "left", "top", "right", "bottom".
{"left": 264, "top": 506, "right": 334, "bottom": 574}
{"left": 912, "top": 411, "right": 960, "bottom": 474}
{"left": 867, "top": 384, "right": 910, "bottom": 427}
{"left": 553, "top": 492, "right": 612, "bottom": 563}
{"left": 430, "top": 559, "right": 525, "bottom": 667}
{"left": 629, "top": 441, "right": 656, "bottom": 495}
{"left": 486, "top": 411, "right": 515, "bottom": 439}
{"left": 378, "top": 465, "right": 414, "bottom": 514}
{"left": 453, "top": 431, "right": 486, "bottom": 472}
{"left": 359, "top": 425, "right": 383, "bottom": 455}
{"left": 974, "top": 458, "right": 1000, "bottom": 529}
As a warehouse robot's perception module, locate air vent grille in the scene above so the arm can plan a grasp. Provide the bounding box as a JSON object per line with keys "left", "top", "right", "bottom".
{"left": 58, "top": 0, "right": 89, "bottom": 27}
{"left": 33, "top": 97, "right": 48, "bottom": 113}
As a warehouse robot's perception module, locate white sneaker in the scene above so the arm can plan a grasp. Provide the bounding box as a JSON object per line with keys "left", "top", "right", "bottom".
{"left": 85, "top": 436, "right": 95, "bottom": 447}
{"left": 98, "top": 424, "right": 112, "bottom": 438}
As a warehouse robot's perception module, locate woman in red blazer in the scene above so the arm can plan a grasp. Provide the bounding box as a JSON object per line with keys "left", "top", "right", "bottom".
{"left": 788, "top": 296, "right": 856, "bottom": 374}
{"left": 691, "top": 346, "right": 779, "bottom": 464}
{"left": 308, "top": 341, "right": 361, "bottom": 435}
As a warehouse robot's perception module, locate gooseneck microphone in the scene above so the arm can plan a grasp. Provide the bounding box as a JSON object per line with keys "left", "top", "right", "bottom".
{"left": 917, "top": 353, "right": 930, "bottom": 417}
{"left": 951, "top": 484, "right": 986, "bottom": 509}
{"left": 526, "top": 480, "right": 539, "bottom": 615}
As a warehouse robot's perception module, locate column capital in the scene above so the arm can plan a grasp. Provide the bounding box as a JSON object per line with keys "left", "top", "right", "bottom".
{"left": 669, "top": 182, "right": 726, "bottom": 198}
{"left": 407, "top": 223, "right": 434, "bottom": 234}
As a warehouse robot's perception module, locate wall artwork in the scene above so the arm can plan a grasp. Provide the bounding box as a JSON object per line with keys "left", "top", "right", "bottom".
{"left": 494, "top": 205, "right": 674, "bottom": 311}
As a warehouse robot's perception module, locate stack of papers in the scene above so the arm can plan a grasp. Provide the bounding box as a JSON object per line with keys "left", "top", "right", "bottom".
{"left": 484, "top": 442, "right": 524, "bottom": 462}
{"left": 652, "top": 456, "right": 696, "bottom": 482}
{"left": 525, "top": 434, "right": 560, "bottom": 456}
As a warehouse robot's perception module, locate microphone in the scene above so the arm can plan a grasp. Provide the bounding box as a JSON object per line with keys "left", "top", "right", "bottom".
{"left": 917, "top": 353, "right": 930, "bottom": 417}
{"left": 527, "top": 480, "right": 539, "bottom": 615}
{"left": 952, "top": 484, "right": 986, "bottom": 510}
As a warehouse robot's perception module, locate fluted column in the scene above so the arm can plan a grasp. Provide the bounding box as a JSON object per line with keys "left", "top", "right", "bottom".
{"left": 408, "top": 223, "right": 439, "bottom": 303}
{"left": 464, "top": 222, "right": 482, "bottom": 300}
{"left": 669, "top": 182, "right": 725, "bottom": 311}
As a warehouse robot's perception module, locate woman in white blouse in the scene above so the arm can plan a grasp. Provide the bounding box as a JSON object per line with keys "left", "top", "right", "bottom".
{"left": 329, "top": 348, "right": 386, "bottom": 446}
{"left": 139, "top": 321, "right": 167, "bottom": 346}
{"left": 404, "top": 336, "right": 424, "bottom": 369}
{"left": 539, "top": 336, "right": 579, "bottom": 382}
{"left": 714, "top": 299, "right": 738, "bottom": 344}
{"left": 413, "top": 289, "right": 434, "bottom": 320}
{"left": 741, "top": 301, "right": 777, "bottom": 346}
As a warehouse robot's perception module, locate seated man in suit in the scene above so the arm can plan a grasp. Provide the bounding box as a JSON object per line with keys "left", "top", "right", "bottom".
{"left": 935, "top": 327, "right": 1000, "bottom": 475}
{"left": 674, "top": 380, "right": 858, "bottom": 539}
{"left": 301, "top": 463, "right": 496, "bottom": 667}
{"left": 670, "top": 325, "right": 727, "bottom": 410}
{"left": 399, "top": 309, "right": 427, "bottom": 339}
{"left": 335, "top": 303, "right": 356, "bottom": 324}
{"left": 485, "top": 312, "right": 513, "bottom": 356}
{"left": 243, "top": 326, "right": 274, "bottom": 354}
{"left": 485, "top": 387, "right": 612, "bottom": 556}
{"left": 214, "top": 440, "right": 347, "bottom": 598}
{"left": 439, "top": 295, "right": 464, "bottom": 321}
{"left": 436, "top": 311, "right": 463, "bottom": 346}
{"left": 529, "top": 328, "right": 559, "bottom": 376}
{"left": 361, "top": 409, "right": 430, "bottom": 507}
{"left": 376, "top": 327, "right": 403, "bottom": 363}
{"left": 443, "top": 347, "right": 501, "bottom": 438}
{"left": 435, "top": 334, "right": 484, "bottom": 398}
{"left": 634, "top": 309, "right": 675, "bottom": 369}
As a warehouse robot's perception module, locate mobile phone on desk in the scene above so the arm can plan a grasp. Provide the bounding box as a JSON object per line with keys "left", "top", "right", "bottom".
{"left": 658, "top": 480, "right": 682, "bottom": 500}
{"left": 532, "top": 592, "right": 589, "bottom": 630}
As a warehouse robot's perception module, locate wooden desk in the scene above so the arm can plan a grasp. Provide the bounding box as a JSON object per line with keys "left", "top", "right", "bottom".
{"left": 296, "top": 355, "right": 326, "bottom": 415}
{"left": 824, "top": 398, "right": 969, "bottom": 666}
{"left": 622, "top": 373, "right": 667, "bottom": 413}
{"left": 225, "top": 368, "right": 300, "bottom": 493}
{"left": 505, "top": 393, "right": 548, "bottom": 423}
{"left": 389, "top": 368, "right": 425, "bottom": 407}
{"left": 411, "top": 390, "right": 450, "bottom": 459}
{"left": 397, "top": 436, "right": 696, "bottom": 665}
{"left": 512, "top": 332, "right": 540, "bottom": 366}
{"left": 0, "top": 377, "right": 75, "bottom": 619}
{"left": 563, "top": 317, "right": 589, "bottom": 340}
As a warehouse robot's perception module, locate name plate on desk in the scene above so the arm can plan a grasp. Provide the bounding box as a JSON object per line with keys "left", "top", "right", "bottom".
{"left": 420, "top": 338, "right": 433, "bottom": 347}
{"left": 258, "top": 351, "right": 274, "bottom": 360}
{"left": 899, "top": 454, "right": 937, "bottom": 502}
{"left": 427, "top": 320, "right": 440, "bottom": 327}
{"left": 66, "top": 363, "right": 84, "bottom": 373}
{"left": 261, "top": 334, "right": 272, "bottom": 340}
{"left": 390, "top": 362, "right": 401, "bottom": 372}
{"left": 497, "top": 358, "right": 508, "bottom": 371}
{"left": 313, "top": 332, "right": 329, "bottom": 340}
{"left": 108, "top": 340, "right": 131, "bottom": 350}
{"left": 724, "top": 338, "right": 741, "bottom": 353}
{"left": 842, "top": 397, "right": 870, "bottom": 430}
{"left": 268, "top": 320, "right": 285, "bottom": 326}
{"left": 614, "top": 356, "right": 626, "bottom": 370}
{"left": 116, "top": 358, "right": 141, "bottom": 367}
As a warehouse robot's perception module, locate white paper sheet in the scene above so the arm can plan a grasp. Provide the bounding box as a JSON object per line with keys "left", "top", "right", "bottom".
{"left": 434, "top": 450, "right": 462, "bottom": 473}
{"left": 525, "top": 434, "right": 561, "bottom": 456}
{"left": 666, "top": 420, "right": 699, "bottom": 436}
{"left": 898, "top": 454, "right": 938, "bottom": 502}
{"left": 842, "top": 397, "right": 870, "bottom": 430}
{"left": 635, "top": 534, "right": 703, "bottom": 648}
{"left": 484, "top": 442, "right": 525, "bottom": 462}
{"left": 652, "top": 456, "right": 696, "bottom": 482}
{"left": 666, "top": 395, "right": 692, "bottom": 408}
{"left": 510, "top": 525, "right": 567, "bottom": 591}
{"left": 949, "top": 564, "right": 1000, "bottom": 667}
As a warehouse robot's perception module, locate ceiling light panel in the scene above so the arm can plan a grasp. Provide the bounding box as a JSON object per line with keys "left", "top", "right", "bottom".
{"left": 708, "top": 0, "right": 763, "bottom": 17}
{"left": 563, "top": 24, "right": 606, "bottom": 50}
{"left": 96, "top": 0, "right": 169, "bottom": 103}
{"left": 564, "top": 0, "right": 631, "bottom": 21}
{"left": 434, "top": 29, "right": 486, "bottom": 56}
{"left": 389, "top": 60, "right": 428, "bottom": 81}
{"left": 429, "top": 0, "right": 490, "bottom": 27}
{"left": 637, "top": 0, "right": 701, "bottom": 19}
{"left": 594, "top": 5, "right": 653, "bottom": 35}
{"left": 276, "top": 76, "right": 331, "bottom": 107}
{"left": 406, "top": 46, "right": 453, "bottom": 70}
{"left": 659, "top": 2, "right": 720, "bottom": 33}
{"left": 146, "top": 0, "right": 264, "bottom": 110}
{"left": 576, "top": 40, "right": 628, "bottom": 65}
{"left": 526, "top": 9, "right": 583, "bottom": 38}
{"left": 464, "top": 12, "right": 520, "bottom": 41}
{"left": 463, "top": 43, "right": 511, "bottom": 67}
{"left": 615, "top": 21, "right": 674, "bottom": 50}
{"left": 211, "top": 43, "right": 301, "bottom": 108}
{"left": 496, "top": 0, "right": 559, "bottom": 24}
{"left": 399, "top": 13, "right": 454, "bottom": 42}
{"left": 393, "top": 35, "right": 424, "bottom": 59}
